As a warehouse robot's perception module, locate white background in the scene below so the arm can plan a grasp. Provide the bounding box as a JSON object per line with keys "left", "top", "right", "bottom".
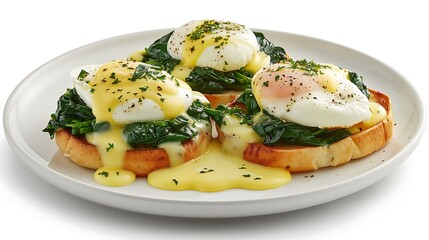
{"left": 1, "top": 0, "right": 427, "bottom": 239}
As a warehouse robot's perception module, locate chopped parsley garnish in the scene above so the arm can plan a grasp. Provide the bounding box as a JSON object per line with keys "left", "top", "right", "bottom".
{"left": 106, "top": 143, "right": 114, "bottom": 152}
{"left": 98, "top": 171, "right": 109, "bottom": 177}
{"left": 262, "top": 81, "right": 269, "bottom": 87}
{"left": 109, "top": 72, "right": 116, "bottom": 79}
{"left": 139, "top": 86, "right": 149, "bottom": 92}
{"left": 129, "top": 64, "right": 166, "bottom": 81}
{"left": 187, "top": 20, "right": 221, "bottom": 41}
{"left": 288, "top": 59, "right": 327, "bottom": 76}
{"left": 77, "top": 69, "right": 89, "bottom": 81}
{"left": 172, "top": 179, "right": 179, "bottom": 185}
{"left": 214, "top": 36, "right": 223, "bottom": 42}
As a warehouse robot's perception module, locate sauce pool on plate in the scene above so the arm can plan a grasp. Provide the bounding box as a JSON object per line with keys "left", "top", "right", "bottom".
{"left": 147, "top": 141, "right": 292, "bottom": 192}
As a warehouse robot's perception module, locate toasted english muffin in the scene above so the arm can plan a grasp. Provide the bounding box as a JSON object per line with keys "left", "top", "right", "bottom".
{"left": 55, "top": 128, "right": 211, "bottom": 176}
{"left": 218, "top": 90, "right": 393, "bottom": 172}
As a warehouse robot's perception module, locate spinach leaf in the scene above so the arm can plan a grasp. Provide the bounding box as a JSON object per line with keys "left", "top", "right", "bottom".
{"left": 143, "top": 32, "right": 180, "bottom": 72}
{"left": 65, "top": 120, "right": 96, "bottom": 136}
{"left": 252, "top": 112, "right": 351, "bottom": 146}
{"left": 123, "top": 99, "right": 210, "bottom": 147}
{"left": 185, "top": 67, "right": 253, "bottom": 93}
{"left": 43, "top": 88, "right": 96, "bottom": 138}
{"left": 203, "top": 107, "right": 225, "bottom": 126}
{"left": 123, "top": 115, "right": 197, "bottom": 147}
{"left": 202, "top": 89, "right": 259, "bottom": 126}
{"left": 348, "top": 71, "right": 370, "bottom": 98}
{"left": 186, "top": 99, "right": 210, "bottom": 122}
{"left": 235, "top": 89, "right": 260, "bottom": 115}
{"left": 254, "top": 32, "right": 288, "bottom": 64}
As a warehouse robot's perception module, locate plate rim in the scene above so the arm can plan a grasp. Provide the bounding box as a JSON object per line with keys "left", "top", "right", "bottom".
{"left": 3, "top": 28, "right": 426, "bottom": 217}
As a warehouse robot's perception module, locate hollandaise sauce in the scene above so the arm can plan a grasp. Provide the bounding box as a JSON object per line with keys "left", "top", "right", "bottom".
{"left": 148, "top": 141, "right": 291, "bottom": 192}
{"left": 348, "top": 102, "right": 387, "bottom": 133}
{"left": 167, "top": 20, "right": 270, "bottom": 80}
{"left": 87, "top": 60, "right": 190, "bottom": 186}
{"left": 83, "top": 59, "right": 292, "bottom": 190}
{"left": 181, "top": 20, "right": 258, "bottom": 70}
{"left": 94, "top": 167, "right": 136, "bottom": 187}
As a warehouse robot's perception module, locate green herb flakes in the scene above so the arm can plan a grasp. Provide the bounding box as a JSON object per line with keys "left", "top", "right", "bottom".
{"left": 98, "top": 171, "right": 109, "bottom": 177}
{"left": 77, "top": 69, "right": 89, "bottom": 81}
{"left": 172, "top": 179, "right": 179, "bottom": 185}
{"left": 106, "top": 143, "right": 114, "bottom": 152}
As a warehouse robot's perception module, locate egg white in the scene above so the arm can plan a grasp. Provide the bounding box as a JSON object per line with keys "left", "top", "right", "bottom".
{"left": 71, "top": 64, "right": 100, "bottom": 108}
{"left": 252, "top": 63, "right": 372, "bottom": 128}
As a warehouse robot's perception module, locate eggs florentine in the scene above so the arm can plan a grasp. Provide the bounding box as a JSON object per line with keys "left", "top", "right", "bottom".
{"left": 44, "top": 20, "right": 392, "bottom": 191}
{"left": 71, "top": 60, "right": 211, "bottom": 186}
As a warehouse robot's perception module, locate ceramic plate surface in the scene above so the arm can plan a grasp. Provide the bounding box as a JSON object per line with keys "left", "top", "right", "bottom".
{"left": 3, "top": 29, "right": 425, "bottom": 218}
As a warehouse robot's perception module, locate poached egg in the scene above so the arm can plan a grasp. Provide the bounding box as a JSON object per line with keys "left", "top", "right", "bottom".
{"left": 166, "top": 20, "right": 270, "bottom": 79}
{"left": 252, "top": 61, "right": 372, "bottom": 128}
{"left": 70, "top": 60, "right": 210, "bottom": 186}
{"left": 71, "top": 61, "right": 196, "bottom": 124}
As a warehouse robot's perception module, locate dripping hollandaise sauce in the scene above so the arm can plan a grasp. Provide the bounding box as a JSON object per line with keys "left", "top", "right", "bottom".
{"left": 148, "top": 140, "right": 292, "bottom": 192}
{"left": 84, "top": 60, "right": 292, "bottom": 191}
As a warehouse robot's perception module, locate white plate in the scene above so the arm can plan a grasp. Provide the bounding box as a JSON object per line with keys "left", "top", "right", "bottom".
{"left": 3, "top": 29, "right": 425, "bottom": 218}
